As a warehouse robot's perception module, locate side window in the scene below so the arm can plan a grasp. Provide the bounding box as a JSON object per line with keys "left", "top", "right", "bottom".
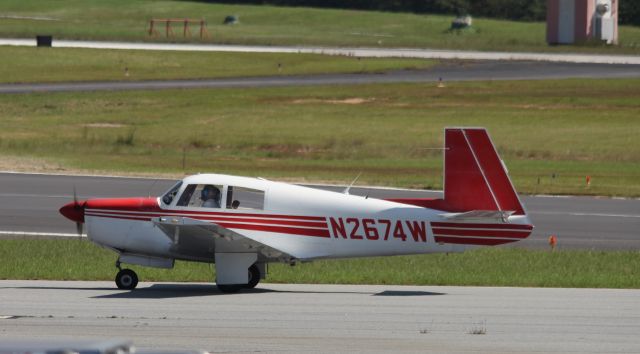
{"left": 177, "top": 184, "right": 223, "bottom": 208}
{"left": 226, "top": 186, "right": 265, "bottom": 210}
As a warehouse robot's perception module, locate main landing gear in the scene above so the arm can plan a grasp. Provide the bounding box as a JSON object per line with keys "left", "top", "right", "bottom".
{"left": 217, "top": 264, "right": 261, "bottom": 293}
{"left": 112, "top": 260, "right": 261, "bottom": 292}
{"left": 115, "top": 260, "right": 138, "bottom": 290}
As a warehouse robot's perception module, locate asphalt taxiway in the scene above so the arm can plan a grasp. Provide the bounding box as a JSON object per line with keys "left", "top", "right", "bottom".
{"left": 0, "top": 280, "right": 638, "bottom": 353}
{"left": 1, "top": 172, "right": 639, "bottom": 250}
{"left": 1, "top": 60, "right": 640, "bottom": 94}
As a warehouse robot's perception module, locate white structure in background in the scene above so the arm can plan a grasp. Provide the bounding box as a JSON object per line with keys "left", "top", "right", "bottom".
{"left": 547, "top": 0, "right": 618, "bottom": 45}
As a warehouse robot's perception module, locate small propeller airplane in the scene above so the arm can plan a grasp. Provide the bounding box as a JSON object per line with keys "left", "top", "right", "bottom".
{"left": 60, "top": 127, "right": 533, "bottom": 292}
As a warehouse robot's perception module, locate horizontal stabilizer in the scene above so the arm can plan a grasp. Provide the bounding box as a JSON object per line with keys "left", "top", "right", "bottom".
{"left": 439, "top": 210, "right": 514, "bottom": 222}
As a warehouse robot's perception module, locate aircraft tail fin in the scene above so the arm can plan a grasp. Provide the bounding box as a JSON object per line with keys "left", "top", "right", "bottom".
{"left": 444, "top": 127, "right": 525, "bottom": 215}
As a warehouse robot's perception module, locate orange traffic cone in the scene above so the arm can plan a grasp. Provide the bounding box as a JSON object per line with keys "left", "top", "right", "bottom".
{"left": 548, "top": 235, "right": 557, "bottom": 251}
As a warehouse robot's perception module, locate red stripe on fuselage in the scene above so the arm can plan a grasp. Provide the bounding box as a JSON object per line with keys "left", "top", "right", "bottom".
{"left": 163, "top": 209, "right": 326, "bottom": 221}
{"left": 84, "top": 197, "right": 326, "bottom": 221}
{"left": 434, "top": 236, "right": 518, "bottom": 246}
{"left": 215, "top": 222, "right": 329, "bottom": 238}
{"left": 85, "top": 209, "right": 327, "bottom": 228}
{"left": 85, "top": 213, "right": 149, "bottom": 222}
{"left": 431, "top": 222, "right": 533, "bottom": 230}
{"left": 84, "top": 211, "right": 329, "bottom": 238}
{"left": 431, "top": 228, "right": 530, "bottom": 239}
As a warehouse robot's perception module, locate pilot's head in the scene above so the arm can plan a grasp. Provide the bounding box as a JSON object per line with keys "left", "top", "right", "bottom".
{"left": 201, "top": 185, "right": 220, "bottom": 201}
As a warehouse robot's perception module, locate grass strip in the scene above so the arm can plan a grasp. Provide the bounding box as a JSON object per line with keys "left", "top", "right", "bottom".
{"left": 1, "top": 79, "right": 639, "bottom": 196}
{"left": 1, "top": 239, "right": 638, "bottom": 288}
{"left": 0, "top": 46, "right": 434, "bottom": 84}
{"left": 1, "top": 0, "right": 639, "bottom": 54}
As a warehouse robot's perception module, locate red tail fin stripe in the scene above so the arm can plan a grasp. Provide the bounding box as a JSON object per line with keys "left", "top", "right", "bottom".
{"left": 465, "top": 129, "right": 525, "bottom": 215}
{"left": 443, "top": 128, "right": 526, "bottom": 215}
{"left": 461, "top": 130, "right": 501, "bottom": 210}
{"left": 444, "top": 129, "right": 497, "bottom": 211}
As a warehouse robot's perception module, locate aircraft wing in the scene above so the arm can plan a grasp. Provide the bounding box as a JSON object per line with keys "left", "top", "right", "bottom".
{"left": 152, "top": 216, "right": 293, "bottom": 262}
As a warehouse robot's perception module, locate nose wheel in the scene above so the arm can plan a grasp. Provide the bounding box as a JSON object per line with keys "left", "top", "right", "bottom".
{"left": 115, "top": 268, "right": 138, "bottom": 290}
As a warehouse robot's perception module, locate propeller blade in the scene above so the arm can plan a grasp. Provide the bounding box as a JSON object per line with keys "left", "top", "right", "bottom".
{"left": 72, "top": 186, "right": 84, "bottom": 239}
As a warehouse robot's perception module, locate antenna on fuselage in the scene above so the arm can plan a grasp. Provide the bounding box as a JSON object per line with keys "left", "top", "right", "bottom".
{"left": 343, "top": 172, "right": 362, "bottom": 195}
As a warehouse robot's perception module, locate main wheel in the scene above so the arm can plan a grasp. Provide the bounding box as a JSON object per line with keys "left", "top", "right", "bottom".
{"left": 244, "top": 264, "right": 261, "bottom": 289}
{"left": 115, "top": 269, "right": 138, "bottom": 290}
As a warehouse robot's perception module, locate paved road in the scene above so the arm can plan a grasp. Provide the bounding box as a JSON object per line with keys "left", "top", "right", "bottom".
{"left": 0, "top": 280, "right": 638, "bottom": 353}
{"left": 1, "top": 60, "right": 640, "bottom": 94}
{"left": 1, "top": 172, "right": 638, "bottom": 250}
{"left": 3, "top": 38, "right": 640, "bottom": 64}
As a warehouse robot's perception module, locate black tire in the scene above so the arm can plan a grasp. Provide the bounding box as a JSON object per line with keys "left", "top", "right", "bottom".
{"left": 217, "top": 284, "right": 242, "bottom": 293}
{"left": 115, "top": 269, "right": 138, "bottom": 290}
{"left": 244, "top": 264, "right": 261, "bottom": 289}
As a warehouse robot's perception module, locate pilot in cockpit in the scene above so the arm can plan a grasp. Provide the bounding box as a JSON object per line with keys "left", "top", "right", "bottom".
{"left": 201, "top": 185, "right": 221, "bottom": 208}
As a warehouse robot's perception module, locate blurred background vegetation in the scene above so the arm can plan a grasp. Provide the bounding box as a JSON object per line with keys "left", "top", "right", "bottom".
{"left": 205, "top": 0, "right": 640, "bottom": 25}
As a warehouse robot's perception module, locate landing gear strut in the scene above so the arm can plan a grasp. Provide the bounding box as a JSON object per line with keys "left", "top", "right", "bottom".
{"left": 217, "top": 264, "right": 261, "bottom": 293}
{"left": 115, "top": 260, "right": 138, "bottom": 290}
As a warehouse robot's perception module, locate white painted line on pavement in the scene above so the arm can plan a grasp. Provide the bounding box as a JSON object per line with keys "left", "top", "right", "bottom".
{"left": 0, "top": 193, "right": 73, "bottom": 198}
{"left": 0, "top": 170, "right": 175, "bottom": 181}
{"left": 2, "top": 38, "right": 640, "bottom": 65}
{"left": 0, "top": 231, "right": 86, "bottom": 237}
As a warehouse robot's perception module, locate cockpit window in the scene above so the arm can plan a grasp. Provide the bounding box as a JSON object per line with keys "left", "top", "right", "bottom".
{"left": 161, "top": 181, "right": 182, "bottom": 205}
{"left": 176, "top": 184, "right": 223, "bottom": 208}
{"left": 226, "top": 186, "right": 265, "bottom": 210}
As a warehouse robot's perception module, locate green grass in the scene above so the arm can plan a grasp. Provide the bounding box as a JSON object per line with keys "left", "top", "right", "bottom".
{"left": 0, "top": 46, "right": 435, "bottom": 84}
{"left": 1, "top": 79, "right": 639, "bottom": 196}
{"left": 1, "top": 0, "right": 639, "bottom": 54}
{"left": 1, "top": 239, "right": 638, "bottom": 288}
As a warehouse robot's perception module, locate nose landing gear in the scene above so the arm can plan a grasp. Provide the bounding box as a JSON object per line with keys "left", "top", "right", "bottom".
{"left": 115, "top": 260, "right": 138, "bottom": 290}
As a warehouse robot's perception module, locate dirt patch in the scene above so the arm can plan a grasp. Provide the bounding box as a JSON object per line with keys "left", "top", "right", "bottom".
{"left": 0, "top": 156, "right": 185, "bottom": 179}
{"left": 291, "top": 97, "right": 374, "bottom": 105}
{"left": 0, "top": 156, "right": 69, "bottom": 173}
{"left": 83, "top": 123, "right": 126, "bottom": 128}
{"left": 257, "top": 143, "right": 323, "bottom": 156}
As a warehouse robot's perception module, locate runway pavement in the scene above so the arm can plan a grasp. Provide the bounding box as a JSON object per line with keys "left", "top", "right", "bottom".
{"left": 1, "top": 172, "right": 638, "bottom": 250}
{"left": 1, "top": 60, "right": 640, "bottom": 94}
{"left": 0, "top": 280, "right": 638, "bottom": 353}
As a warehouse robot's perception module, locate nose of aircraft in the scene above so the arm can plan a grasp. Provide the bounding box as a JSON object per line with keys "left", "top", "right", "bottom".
{"left": 59, "top": 201, "right": 85, "bottom": 223}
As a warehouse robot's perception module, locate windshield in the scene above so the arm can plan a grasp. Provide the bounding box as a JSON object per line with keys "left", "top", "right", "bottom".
{"left": 161, "top": 181, "right": 182, "bottom": 205}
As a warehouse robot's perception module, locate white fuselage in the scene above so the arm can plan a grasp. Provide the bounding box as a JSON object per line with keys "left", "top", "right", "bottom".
{"left": 84, "top": 175, "right": 475, "bottom": 263}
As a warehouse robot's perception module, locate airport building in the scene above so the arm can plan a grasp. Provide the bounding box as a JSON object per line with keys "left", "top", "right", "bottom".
{"left": 547, "top": 0, "right": 618, "bottom": 44}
